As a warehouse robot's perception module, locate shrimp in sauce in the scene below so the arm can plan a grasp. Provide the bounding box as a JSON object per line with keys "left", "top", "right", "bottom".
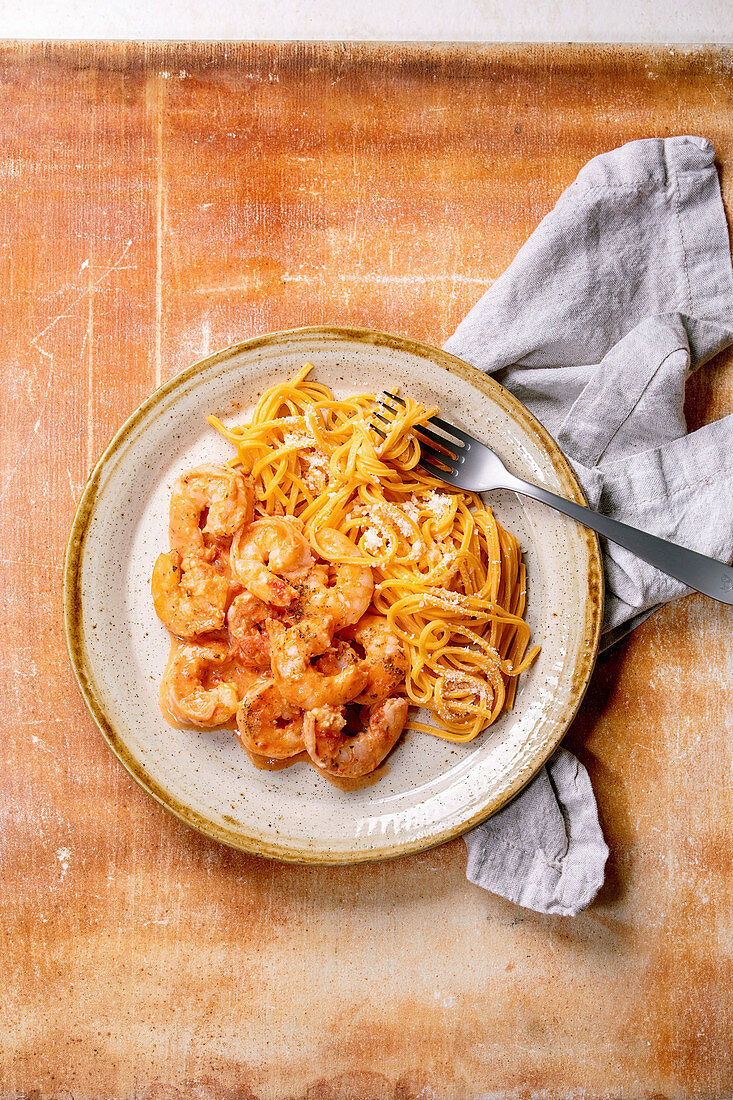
{"left": 236, "top": 677, "right": 305, "bottom": 758}
{"left": 303, "top": 697, "right": 408, "bottom": 777}
{"left": 152, "top": 549, "right": 230, "bottom": 639}
{"left": 230, "top": 516, "right": 314, "bottom": 607}
{"left": 154, "top": 461, "right": 411, "bottom": 781}
{"left": 301, "top": 528, "right": 374, "bottom": 631}
{"left": 267, "top": 616, "right": 368, "bottom": 709}
{"left": 169, "top": 464, "right": 254, "bottom": 554}
{"left": 346, "top": 613, "right": 407, "bottom": 706}
{"left": 161, "top": 640, "right": 240, "bottom": 727}
{"left": 227, "top": 591, "right": 275, "bottom": 670}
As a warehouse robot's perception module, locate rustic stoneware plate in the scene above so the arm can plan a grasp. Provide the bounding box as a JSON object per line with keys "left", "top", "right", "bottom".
{"left": 64, "top": 326, "right": 603, "bottom": 864}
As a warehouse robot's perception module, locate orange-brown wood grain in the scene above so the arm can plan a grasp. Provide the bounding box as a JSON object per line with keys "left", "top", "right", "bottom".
{"left": 1, "top": 42, "right": 731, "bottom": 1100}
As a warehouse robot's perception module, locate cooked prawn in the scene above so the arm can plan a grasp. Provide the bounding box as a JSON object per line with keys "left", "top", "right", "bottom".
{"left": 227, "top": 591, "right": 274, "bottom": 670}
{"left": 303, "top": 527, "right": 374, "bottom": 630}
{"left": 303, "top": 696, "right": 409, "bottom": 777}
{"left": 169, "top": 464, "right": 254, "bottom": 554}
{"left": 152, "top": 549, "right": 229, "bottom": 639}
{"left": 161, "top": 640, "right": 240, "bottom": 727}
{"left": 267, "top": 616, "right": 368, "bottom": 709}
{"left": 346, "top": 613, "right": 408, "bottom": 705}
{"left": 236, "top": 677, "right": 305, "bottom": 758}
{"left": 313, "top": 640, "right": 361, "bottom": 676}
{"left": 231, "top": 516, "right": 314, "bottom": 607}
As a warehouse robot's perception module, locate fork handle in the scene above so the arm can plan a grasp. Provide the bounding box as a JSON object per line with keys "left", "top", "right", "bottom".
{"left": 503, "top": 475, "right": 733, "bottom": 605}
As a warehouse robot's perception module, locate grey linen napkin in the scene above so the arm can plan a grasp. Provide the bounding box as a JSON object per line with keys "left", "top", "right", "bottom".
{"left": 445, "top": 137, "right": 733, "bottom": 916}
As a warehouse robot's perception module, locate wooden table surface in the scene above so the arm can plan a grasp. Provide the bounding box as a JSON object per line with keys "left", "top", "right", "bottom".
{"left": 2, "top": 42, "right": 731, "bottom": 1100}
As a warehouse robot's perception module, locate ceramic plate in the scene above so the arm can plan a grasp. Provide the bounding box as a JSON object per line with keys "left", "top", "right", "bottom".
{"left": 64, "top": 326, "right": 603, "bottom": 863}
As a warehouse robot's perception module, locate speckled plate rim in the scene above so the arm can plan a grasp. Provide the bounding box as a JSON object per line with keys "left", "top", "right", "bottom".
{"left": 63, "top": 325, "right": 604, "bottom": 864}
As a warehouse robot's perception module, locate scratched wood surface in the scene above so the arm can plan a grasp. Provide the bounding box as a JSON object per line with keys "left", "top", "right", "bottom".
{"left": 1, "top": 42, "right": 731, "bottom": 1100}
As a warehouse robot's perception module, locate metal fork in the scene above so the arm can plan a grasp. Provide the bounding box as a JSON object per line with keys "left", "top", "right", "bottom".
{"left": 372, "top": 392, "right": 733, "bottom": 605}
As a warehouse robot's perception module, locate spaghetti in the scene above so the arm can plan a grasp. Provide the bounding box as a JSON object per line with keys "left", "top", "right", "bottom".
{"left": 208, "top": 364, "right": 539, "bottom": 742}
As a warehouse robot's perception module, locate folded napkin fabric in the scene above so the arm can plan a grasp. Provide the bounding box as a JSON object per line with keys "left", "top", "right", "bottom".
{"left": 446, "top": 137, "right": 733, "bottom": 916}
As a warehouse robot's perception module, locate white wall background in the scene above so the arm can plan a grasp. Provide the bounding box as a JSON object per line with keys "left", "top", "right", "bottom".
{"left": 1, "top": 0, "right": 732, "bottom": 42}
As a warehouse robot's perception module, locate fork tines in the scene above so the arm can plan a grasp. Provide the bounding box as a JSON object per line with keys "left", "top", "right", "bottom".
{"left": 369, "top": 392, "right": 465, "bottom": 480}
{"left": 368, "top": 390, "right": 403, "bottom": 439}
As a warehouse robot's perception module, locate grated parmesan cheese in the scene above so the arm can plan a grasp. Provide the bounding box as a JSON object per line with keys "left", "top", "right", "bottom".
{"left": 301, "top": 450, "right": 329, "bottom": 492}
{"left": 361, "top": 527, "right": 383, "bottom": 553}
{"left": 441, "top": 670, "right": 493, "bottom": 703}
{"left": 281, "top": 430, "right": 312, "bottom": 449}
{"left": 372, "top": 502, "right": 414, "bottom": 538}
{"left": 419, "top": 588, "right": 466, "bottom": 611}
{"left": 276, "top": 426, "right": 330, "bottom": 493}
{"left": 423, "top": 490, "right": 452, "bottom": 521}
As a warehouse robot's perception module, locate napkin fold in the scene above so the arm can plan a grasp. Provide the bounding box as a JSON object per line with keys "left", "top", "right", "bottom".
{"left": 446, "top": 137, "right": 733, "bottom": 916}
